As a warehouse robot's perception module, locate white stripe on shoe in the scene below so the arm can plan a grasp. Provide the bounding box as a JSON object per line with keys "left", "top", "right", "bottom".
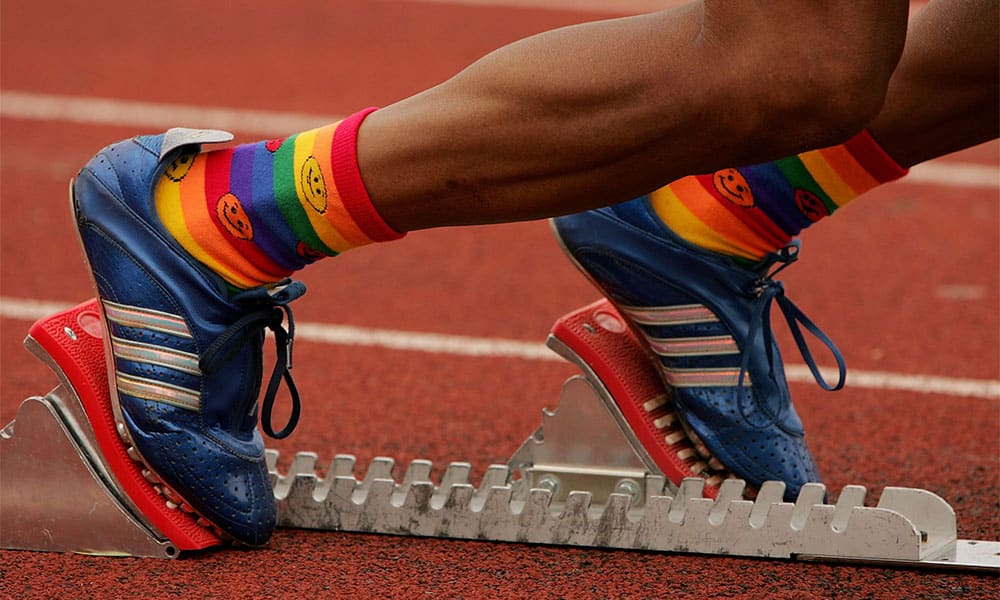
{"left": 110, "top": 336, "right": 202, "bottom": 376}
{"left": 116, "top": 373, "right": 200, "bottom": 411}
{"left": 647, "top": 335, "right": 739, "bottom": 357}
{"left": 661, "top": 367, "right": 752, "bottom": 388}
{"left": 103, "top": 300, "right": 193, "bottom": 339}
{"left": 620, "top": 304, "right": 719, "bottom": 326}
{"left": 622, "top": 302, "right": 751, "bottom": 387}
{"left": 103, "top": 300, "right": 202, "bottom": 411}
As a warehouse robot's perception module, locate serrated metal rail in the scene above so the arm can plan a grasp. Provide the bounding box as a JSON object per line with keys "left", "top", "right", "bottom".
{"left": 266, "top": 451, "right": 998, "bottom": 570}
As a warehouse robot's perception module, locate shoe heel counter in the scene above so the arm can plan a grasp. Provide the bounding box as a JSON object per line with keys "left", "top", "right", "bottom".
{"left": 607, "top": 195, "right": 671, "bottom": 237}
{"left": 74, "top": 152, "right": 125, "bottom": 223}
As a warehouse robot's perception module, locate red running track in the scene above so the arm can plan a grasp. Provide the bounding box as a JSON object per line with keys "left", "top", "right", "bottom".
{"left": 1, "top": 1, "right": 997, "bottom": 597}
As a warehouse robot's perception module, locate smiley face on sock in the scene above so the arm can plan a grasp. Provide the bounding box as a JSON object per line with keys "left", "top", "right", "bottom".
{"left": 299, "top": 156, "right": 328, "bottom": 214}
{"left": 713, "top": 169, "right": 755, "bottom": 207}
{"left": 164, "top": 152, "right": 196, "bottom": 182}
{"left": 794, "top": 189, "right": 830, "bottom": 222}
{"left": 215, "top": 193, "right": 255, "bottom": 241}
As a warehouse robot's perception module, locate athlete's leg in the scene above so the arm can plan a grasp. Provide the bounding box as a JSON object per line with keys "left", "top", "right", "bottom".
{"left": 360, "top": 1, "right": 909, "bottom": 230}
{"left": 868, "top": 0, "right": 1000, "bottom": 167}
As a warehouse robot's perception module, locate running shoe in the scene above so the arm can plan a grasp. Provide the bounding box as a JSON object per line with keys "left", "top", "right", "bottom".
{"left": 551, "top": 197, "right": 845, "bottom": 498}
{"left": 72, "top": 129, "right": 304, "bottom": 545}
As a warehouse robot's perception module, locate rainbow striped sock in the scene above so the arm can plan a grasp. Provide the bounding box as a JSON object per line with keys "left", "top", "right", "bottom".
{"left": 649, "top": 130, "right": 908, "bottom": 261}
{"left": 155, "top": 108, "right": 403, "bottom": 289}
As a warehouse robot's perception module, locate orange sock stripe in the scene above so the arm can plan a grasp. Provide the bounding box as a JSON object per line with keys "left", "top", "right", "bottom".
{"left": 679, "top": 176, "right": 790, "bottom": 252}
{"left": 649, "top": 185, "right": 773, "bottom": 260}
{"left": 310, "top": 124, "right": 372, "bottom": 246}
{"left": 292, "top": 129, "right": 354, "bottom": 253}
{"left": 691, "top": 175, "right": 790, "bottom": 248}
{"left": 814, "top": 145, "right": 880, "bottom": 202}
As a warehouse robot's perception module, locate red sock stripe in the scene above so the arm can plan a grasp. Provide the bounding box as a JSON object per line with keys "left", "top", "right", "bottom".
{"left": 331, "top": 108, "right": 405, "bottom": 242}
{"left": 842, "top": 130, "right": 909, "bottom": 184}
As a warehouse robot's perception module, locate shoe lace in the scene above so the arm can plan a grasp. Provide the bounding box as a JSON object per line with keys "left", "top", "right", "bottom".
{"left": 738, "top": 241, "right": 846, "bottom": 392}
{"left": 199, "top": 280, "right": 307, "bottom": 440}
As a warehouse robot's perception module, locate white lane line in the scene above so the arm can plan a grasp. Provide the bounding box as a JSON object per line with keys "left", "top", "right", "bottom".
{"left": 3, "top": 297, "right": 997, "bottom": 399}
{"left": 3, "top": 90, "right": 995, "bottom": 190}
{"left": 295, "top": 322, "right": 555, "bottom": 360}
{"left": 0, "top": 91, "right": 339, "bottom": 138}
{"left": 908, "top": 162, "right": 998, "bottom": 190}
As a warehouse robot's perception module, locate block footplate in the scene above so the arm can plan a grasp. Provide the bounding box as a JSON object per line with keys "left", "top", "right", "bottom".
{"left": 3, "top": 299, "right": 998, "bottom": 571}
{"left": 1, "top": 299, "right": 221, "bottom": 558}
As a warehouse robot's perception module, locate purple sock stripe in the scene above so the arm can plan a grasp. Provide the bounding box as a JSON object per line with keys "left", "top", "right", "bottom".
{"left": 223, "top": 144, "right": 301, "bottom": 272}
{"left": 247, "top": 141, "right": 309, "bottom": 271}
{"left": 740, "top": 163, "right": 813, "bottom": 236}
{"left": 231, "top": 143, "right": 302, "bottom": 271}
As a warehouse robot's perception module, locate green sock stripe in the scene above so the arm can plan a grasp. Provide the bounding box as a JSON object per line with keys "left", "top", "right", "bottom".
{"left": 273, "top": 134, "right": 336, "bottom": 255}
{"left": 774, "top": 156, "right": 839, "bottom": 214}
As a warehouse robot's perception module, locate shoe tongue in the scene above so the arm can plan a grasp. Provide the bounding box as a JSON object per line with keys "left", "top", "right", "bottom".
{"left": 159, "top": 128, "right": 234, "bottom": 160}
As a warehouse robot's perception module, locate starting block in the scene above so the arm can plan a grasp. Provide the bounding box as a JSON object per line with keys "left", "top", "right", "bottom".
{"left": 2, "top": 299, "right": 998, "bottom": 571}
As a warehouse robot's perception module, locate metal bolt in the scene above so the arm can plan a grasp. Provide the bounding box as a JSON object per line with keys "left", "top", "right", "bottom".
{"left": 614, "top": 478, "right": 641, "bottom": 503}
{"left": 535, "top": 475, "right": 560, "bottom": 496}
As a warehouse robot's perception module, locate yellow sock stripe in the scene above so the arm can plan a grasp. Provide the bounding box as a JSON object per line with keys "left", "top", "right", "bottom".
{"left": 292, "top": 128, "right": 354, "bottom": 253}
{"left": 311, "top": 123, "right": 372, "bottom": 246}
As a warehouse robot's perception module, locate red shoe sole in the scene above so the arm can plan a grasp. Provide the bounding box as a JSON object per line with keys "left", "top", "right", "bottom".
{"left": 28, "top": 299, "right": 222, "bottom": 551}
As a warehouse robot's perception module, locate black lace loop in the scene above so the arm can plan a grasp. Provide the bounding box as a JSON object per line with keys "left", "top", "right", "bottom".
{"left": 738, "top": 245, "right": 846, "bottom": 392}
{"left": 199, "top": 280, "right": 305, "bottom": 440}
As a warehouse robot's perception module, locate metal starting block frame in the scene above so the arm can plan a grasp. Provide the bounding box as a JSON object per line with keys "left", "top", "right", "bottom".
{"left": 2, "top": 299, "right": 998, "bottom": 571}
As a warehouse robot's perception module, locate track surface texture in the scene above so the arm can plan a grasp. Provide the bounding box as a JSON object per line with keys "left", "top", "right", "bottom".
{"left": 1, "top": 1, "right": 997, "bottom": 598}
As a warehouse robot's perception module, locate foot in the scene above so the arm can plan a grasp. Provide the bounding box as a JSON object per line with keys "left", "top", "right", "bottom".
{"left": 551, "top": 197, "right": 845, "bottom": 499}
{"left": 72, "top": 129, "right": 305, "bottom": 545}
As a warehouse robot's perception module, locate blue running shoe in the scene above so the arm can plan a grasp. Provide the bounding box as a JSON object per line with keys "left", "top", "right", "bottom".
{"left": 551, "top": 197, "right": 845, "bottom": 499}
{"left": 72, "top": 129, "right": 305, "bottom": 545}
